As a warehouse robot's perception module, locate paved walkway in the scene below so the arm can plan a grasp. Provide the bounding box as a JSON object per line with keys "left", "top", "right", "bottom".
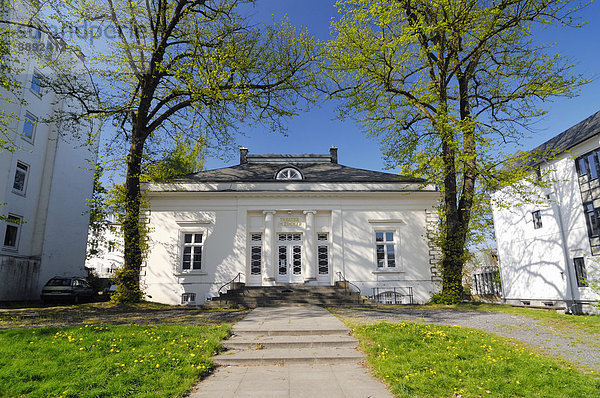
{"left": 190, "top": 306, "right": 393, "bottom": 398}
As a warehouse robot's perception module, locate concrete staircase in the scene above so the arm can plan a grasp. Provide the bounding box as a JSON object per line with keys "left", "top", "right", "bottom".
{"left": 205, "top": 284, "right": 375, "bottom": 308}
{"left": 213, "top": 306, "right": 365, "bottom": 366}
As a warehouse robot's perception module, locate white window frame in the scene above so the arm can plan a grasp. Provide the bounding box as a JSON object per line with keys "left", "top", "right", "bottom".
{"left": 179, "top": 230, "right": 205, "bottom": 273}
{"left": 275, "top": 167, "right": 303, "bottom": 180}
{"left": 373, "top": 230, "right": 399, "bottom": 269}
{"left": 22, "top": 112, "right": 37, "bottom": 142}
{"left": 249, "top": 233, "right": 263, "bottom": 276}
{"left": 532, "top": 210, "right": 542, "bottom": 229}
{"left": 30, "top": 70, "right": 43, "bottom": 96}
{"left": 12, "top": 161, "right": 29, "bottom": 195}
{"left": 317, "top": 233, "right": 330, "bottom": 275}
{"left": 3, "top": 214, "right": 22, "bottom": 251}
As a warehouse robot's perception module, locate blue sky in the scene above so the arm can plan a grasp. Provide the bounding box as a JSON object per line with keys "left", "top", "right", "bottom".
{"left": 204, "top": 0, "right": 600, "bottom": 173}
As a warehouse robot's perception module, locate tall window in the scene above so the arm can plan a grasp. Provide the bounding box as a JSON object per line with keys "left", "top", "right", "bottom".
{"left": 12, "top": 162, "right": 29, "bottom": 194}
{"left": 3, "top": 214, "right": 22, "bottom": 249}
{"left": 532, "top": 210, "right": 542, "bottom": 229}
{"left": 181, "top": 233, "right": 202, "bottom": 270}
{"left": 317, "top": 233, "right": 329, "bottom": 275}
{"left": 573, "top": 257, "right": 588, "bottom": 287}
{"left": 375, "top": 231, "right": 396, "bottom": 268}
{"left": 250, "top": 233, "right": 262, "bottom": 275}
{"left": 30, "top": 71, "right": 43, "bottom": 95}
{"left": 22, "top": 112, "right": 37, "bottom": 141}
{"left": 584, "top": 202, "right": 600, "bottom": 237}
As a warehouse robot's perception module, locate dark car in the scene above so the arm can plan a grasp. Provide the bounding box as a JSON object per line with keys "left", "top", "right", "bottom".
{"left": 102, "top": 284, "right": 118, "bottom": 300}
{"left": 41, "top": 277, "right": 95, "bottom": 303}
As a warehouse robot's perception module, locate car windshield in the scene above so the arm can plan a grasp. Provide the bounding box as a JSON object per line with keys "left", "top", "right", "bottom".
{"left": 46, "top": 278, "right": 71, "bottom": 286}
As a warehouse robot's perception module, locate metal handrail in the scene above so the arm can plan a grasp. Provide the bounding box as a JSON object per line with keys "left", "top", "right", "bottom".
{"left": 218, "top": 272, "right": 245, "bottom": 296}
{"left": 336, "top": 271, "right": 361, "bottom": 304}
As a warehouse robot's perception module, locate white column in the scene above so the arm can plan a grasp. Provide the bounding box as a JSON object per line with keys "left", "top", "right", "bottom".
{"left": 263, "top": 210, "right": 276, "bottom": 283}
{"left": 303, "top": 210, "right": 317, "bottom": 283}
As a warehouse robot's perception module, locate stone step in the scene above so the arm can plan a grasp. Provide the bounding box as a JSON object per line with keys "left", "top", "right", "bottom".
{"left": 220, "top": 299, "right": 362, "bottom": 305}
{"left": 224, "top": 334, "right": 358, "bottom": 349}
{"left": 213, "top": 347, "right": 365, "bottom": 366}
{"left": 232, "top": 327, "right": 350, "bottom": 336}
{"left": 237, "top": 291, "right": 352, "bottom": 296}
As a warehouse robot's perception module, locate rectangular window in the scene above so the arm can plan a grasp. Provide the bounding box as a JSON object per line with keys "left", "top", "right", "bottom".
{"left": 573, "top": 257, "right": 588, "bottom": 287}
{"left": 30, "top": 71, "right": 42, "bottom": 95}
{"left": 3, "top": 214, "right": 22, "bottom": 249}
{"left": 589, "top": 154, "right": 599, "bottom": 179}
{"left": 317, "top": 232, "right": 329, "bottom": 275}
{"left": 22, "top": 112, "right": 37, "bottom": 141}
{"left": 532, "top": 210, "right": 542, "bottom": 229}
{"left": 12, "top": 161, "right": 28, "bottom": 194}
{"left": 318, "top": 245, "right": 329, "bottom": 275}
{"left": 576, "top": 150, "right": 600, "bottom": 180}
{"left": 181, "top": 292, "right": 196, "bottom": 304}
{"left": 578, "top": 157, "right": 587, "bottom": 175}
{"left": 375, "top": 231, "right": 396, "bottom": 268}
{"left": 182, "top": 233, "right": 202, "bottom": 270}
{"left": 250, "top": 233, "right": 262, "bottom": 275}
{"left": 584, "top": 202, "right": 600, "bottom": 237}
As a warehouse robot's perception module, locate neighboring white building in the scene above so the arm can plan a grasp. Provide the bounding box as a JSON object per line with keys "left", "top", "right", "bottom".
{"left": 465, "top": 248, "right": 501, "bottom": 299}
{"left": 492, "top": 111, "right": 600, "bottom": 313}
{"left": 0, "top": 23, "right": 98, "bottom": 300}
{"left": 85, "top": 214, "right": 124, "bottom": 279}
{"left": 142, "top": 148, "right": 441, "bottom": 305}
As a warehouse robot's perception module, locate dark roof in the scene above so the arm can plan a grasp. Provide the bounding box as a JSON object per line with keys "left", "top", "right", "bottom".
{"left": 530, "top": 110, "right": 600, "bottom": 163}
{"left": 173, "top": 149, "right": 424, "bottom": 183}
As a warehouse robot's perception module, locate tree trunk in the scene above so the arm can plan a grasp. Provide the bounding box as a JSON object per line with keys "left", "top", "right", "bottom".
{"left": 116, "top": 135, "right": 145, "bottom": 302}
{"left": 440, "top": 215, "right": 467, "bottom": 303}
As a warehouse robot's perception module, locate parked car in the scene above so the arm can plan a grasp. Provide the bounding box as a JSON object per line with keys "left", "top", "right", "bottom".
{"left": 41, "top": 277, "right": 96, "bottom": 303}
{"left": 102, "top": 284, "right": 118, "bottom": 300}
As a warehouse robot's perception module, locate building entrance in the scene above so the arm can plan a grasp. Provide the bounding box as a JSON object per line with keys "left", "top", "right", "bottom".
{"left": 276, "top": 233, "right": 303, "bottom": 284}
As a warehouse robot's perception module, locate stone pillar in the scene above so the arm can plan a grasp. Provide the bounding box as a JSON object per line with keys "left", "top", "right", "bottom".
{"left": 263, "top": 211, "right": 276, "bottom": 283}
{"left": 303, "top": 210, "right": 317, "bottom": 283}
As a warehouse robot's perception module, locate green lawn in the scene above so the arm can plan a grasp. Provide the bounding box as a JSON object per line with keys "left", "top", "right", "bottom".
{"left": 353, "top": 321, "right": 600, "bottom": 398}
{"left": 0, "top": 323, "right": 230, "bottom": 398}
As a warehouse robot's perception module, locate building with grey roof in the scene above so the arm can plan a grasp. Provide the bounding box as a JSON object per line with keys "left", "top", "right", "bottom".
{"left": 492, "top": 111, "right": 600, "bottom": 314}
{"left": 140, "top": 147, "right": 441, "bottom": 306}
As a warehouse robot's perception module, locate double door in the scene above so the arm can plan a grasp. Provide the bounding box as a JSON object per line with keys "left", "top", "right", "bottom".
{"left": 276, "top": 233, "right": 303, "bottom": 284}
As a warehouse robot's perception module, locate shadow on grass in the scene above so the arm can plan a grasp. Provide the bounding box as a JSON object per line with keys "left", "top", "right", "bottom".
{"left": 0, "top": 301, "right": 250, "bottom": 329}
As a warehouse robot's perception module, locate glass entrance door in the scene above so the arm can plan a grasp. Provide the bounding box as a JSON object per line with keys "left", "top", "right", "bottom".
{"left": 276, "top": 233, "right": 303, "bottom": 283}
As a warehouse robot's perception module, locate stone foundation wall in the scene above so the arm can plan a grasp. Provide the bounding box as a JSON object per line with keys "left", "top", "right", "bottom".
{"left": 425, "top": 209, "right": 442, "bottom": 283}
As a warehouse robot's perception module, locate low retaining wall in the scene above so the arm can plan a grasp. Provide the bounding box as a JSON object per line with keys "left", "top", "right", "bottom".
{"left": 0, "top": 255, "right": 40, "bottom": 301}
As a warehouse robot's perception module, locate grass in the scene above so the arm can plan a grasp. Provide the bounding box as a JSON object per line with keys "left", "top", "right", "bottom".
{"left": 0, "top": 301, "right": 249, "bottom": 329}
{"left": 353, "top": 321, "right": 600, "bottom": 398}
{"left": 0, "top": 323, "right": 231, "bottom": 397}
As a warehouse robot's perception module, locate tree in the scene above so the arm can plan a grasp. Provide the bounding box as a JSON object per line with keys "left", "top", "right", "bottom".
{"left": 39, "top": 0, "right": 317, "bottom": 302}
{"left": 142, "top": 134, "right": 205, "bottom": 182}
{"left": 325, "top": 0, "right": 587, "bottom": 303}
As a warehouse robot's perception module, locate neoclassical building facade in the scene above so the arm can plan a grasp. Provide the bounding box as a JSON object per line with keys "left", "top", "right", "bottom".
{"left": 142, "top": 148, "right": 441, "bottom": 305}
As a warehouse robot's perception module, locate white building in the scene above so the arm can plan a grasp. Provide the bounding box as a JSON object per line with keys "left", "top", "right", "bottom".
{"left": 0, "top": 24, "right": 98, "bottom": 300}
{"left": 141, "top": 148, "right": 441, "bottom": 306}
{"left": 492, "top": 111, "right": 600, "bottom": 313}
{"left": 85, "top": 214, "right": 124, "bottom": 279}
